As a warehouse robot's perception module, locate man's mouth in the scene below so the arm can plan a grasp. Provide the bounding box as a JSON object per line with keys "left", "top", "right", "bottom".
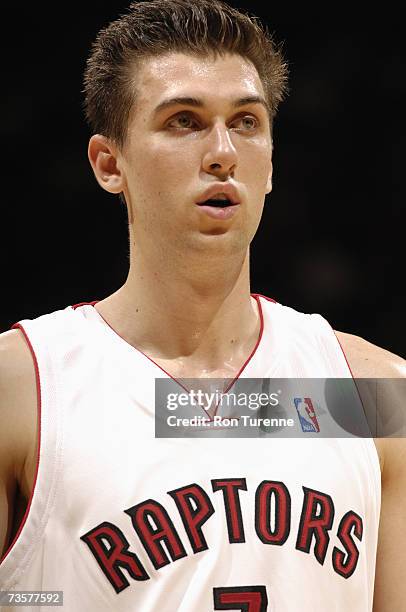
{"left": 196, "top": 194, "right": 240, "bottom": 221}
{"left": 200, "top": 198, "right": 235, "bottom": 208}
{"left": 197, "top": 190, "right": 239, "bottom": 208}
{"left": 195, "top": 187, "right": 240, "bottom": 220}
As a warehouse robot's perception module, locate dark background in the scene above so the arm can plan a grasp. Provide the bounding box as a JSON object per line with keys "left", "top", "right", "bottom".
{"left": 1, "top": 2, "right": 404, "bottom": 356}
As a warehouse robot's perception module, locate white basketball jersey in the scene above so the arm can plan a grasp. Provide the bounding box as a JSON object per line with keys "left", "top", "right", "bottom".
{"left": 0, "top": 295, "right": 381, "bottom": 611}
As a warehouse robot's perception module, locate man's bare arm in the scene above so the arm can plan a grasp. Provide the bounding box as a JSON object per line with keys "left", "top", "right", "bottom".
{"left": 372, "top": 435, "right": 406, "bottom": 611}
{"left": 336, "top": 331, "right": 406, "bottom": 611}
{"left": 0, "top": 329, "right": 37, "bottom": 560}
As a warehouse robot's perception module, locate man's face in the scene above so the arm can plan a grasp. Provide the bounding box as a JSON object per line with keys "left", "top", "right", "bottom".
{"left": 118, "top": 52, "right": 273, "bottom": 259}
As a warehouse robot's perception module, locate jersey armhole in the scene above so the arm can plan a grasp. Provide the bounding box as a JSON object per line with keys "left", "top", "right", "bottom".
{"left": 0, "top": 325, "right": 41, "bottom": 566}
{"left": 0, "top": 321, "right": 61, "bottom": 590}
{"left": 328, "top": 321, "right": 382, "bottom": 491}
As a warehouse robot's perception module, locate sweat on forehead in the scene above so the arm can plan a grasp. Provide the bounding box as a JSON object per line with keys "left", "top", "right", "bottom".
{"left": 130, "top": 52, "right": 270, "bottom": 117}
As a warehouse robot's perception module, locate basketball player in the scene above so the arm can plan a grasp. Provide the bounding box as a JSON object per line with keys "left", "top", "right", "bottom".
{"left": 0, "top": 1, "right": 405, "bottom": 610}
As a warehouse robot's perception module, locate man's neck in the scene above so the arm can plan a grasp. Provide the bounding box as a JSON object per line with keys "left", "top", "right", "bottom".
{"left": 95, "top": 250, "right": 261, "bottom": 378}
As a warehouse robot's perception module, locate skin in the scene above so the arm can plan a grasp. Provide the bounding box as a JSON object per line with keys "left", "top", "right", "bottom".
{"left": 0, "top": 52, "right": 405, "bottom": 610}
{"left": 89, "top": 52, "right": 273, "bottom": 377}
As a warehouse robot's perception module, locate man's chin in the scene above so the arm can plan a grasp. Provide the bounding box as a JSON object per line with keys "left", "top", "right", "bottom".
{"left": 188, "top": 229, "right": 250, "bottom": 256}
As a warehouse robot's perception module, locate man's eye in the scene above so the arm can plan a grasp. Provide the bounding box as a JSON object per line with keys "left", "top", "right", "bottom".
{"left": 167, "top": 114, "right": 197, "bottom": 129}
{"left": 233, "top": 115, "right": 258, "bottom": 130}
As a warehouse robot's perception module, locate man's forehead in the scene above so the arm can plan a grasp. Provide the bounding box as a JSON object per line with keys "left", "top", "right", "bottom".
{"left": 135, "top": 52, "right": 265, "bottom": 106}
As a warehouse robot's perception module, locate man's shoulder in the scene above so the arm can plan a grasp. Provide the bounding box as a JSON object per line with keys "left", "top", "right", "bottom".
{"left": 0, "top": 329, "right": 37, "bottom": 433}
{"left": 0, "top": 329, "right": 38, "bottom": 559}
{"left": 0, "top": 328, "right": 36, "bottom": 381}
{"left": 336, "top": 330, "right": 406, "bottom": 476}
{"left": 0, "top": 328, "right": 37, "bottom": 462}
{"left": 335, "top": 330, "right": 405, "bottom": 378}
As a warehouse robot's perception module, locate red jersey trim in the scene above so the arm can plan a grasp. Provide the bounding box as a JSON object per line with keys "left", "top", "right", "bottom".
{"left": 0, "top": 324, "right": 41, "bottom": 563}
{"left": 223, "top": 294, "right": 266, "bottom": 392}
{"left": 90, "top": 295, "right": 268, "bottom": 384}
{"left": 84, "top": 294, "right": 272, "bottom": 421}
{"left": 333, "top": 331, "right": 356, "bottom": 378}
{"left": 71, "top": 301, "right": 99, "bottom": 310}
{"left": 332, "top": 328, "right": 371, "bottom": 434}
{"left": 251, "top": 293, "right": 277, "bottom": 305}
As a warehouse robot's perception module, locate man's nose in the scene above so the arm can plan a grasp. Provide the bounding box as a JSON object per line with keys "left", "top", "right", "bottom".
{"left": 201, "top": 123, "right": 238, "bottom": 180}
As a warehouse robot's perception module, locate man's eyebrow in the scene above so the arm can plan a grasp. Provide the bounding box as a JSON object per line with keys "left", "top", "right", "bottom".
{"left": 234, "top": 96, "right": 270, "bottom": 113}
{"left": 153, "top": 95, "right": 270, "bottom": 116}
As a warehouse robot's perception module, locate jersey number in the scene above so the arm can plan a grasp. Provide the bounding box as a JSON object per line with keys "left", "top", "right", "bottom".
{"left": 213, "top": 586, "right": 268, "bottom": 611}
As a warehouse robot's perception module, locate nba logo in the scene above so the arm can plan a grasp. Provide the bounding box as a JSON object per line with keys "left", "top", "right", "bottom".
{"left": 294, "top": 397, "right": 320, "bottom": 433}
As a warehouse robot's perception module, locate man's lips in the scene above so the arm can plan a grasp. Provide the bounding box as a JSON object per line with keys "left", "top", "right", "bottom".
{"left": 195, "top": 184, "right": 241, "bottom": 220}
{"left": 196, "top": 183, "right": 240, "bottom": 207}
{"left": 196, "top": 201, "right": 240, "bottom": 221}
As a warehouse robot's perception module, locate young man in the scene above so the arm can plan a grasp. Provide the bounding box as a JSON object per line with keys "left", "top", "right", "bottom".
{"left": 0, "top": 1, "right": 404, "bottom": 610}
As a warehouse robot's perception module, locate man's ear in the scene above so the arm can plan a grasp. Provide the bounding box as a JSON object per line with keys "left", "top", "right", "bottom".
{"left": 266, "top": 159, "right": 273, "bottom": 194}
{"left": 88, "top": 134, "right": 125, "bottom": 194}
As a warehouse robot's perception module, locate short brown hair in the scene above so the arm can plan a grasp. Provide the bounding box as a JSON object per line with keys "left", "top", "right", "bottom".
{"left": 83, "top": 0, "right": 288, "bottom": 147}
